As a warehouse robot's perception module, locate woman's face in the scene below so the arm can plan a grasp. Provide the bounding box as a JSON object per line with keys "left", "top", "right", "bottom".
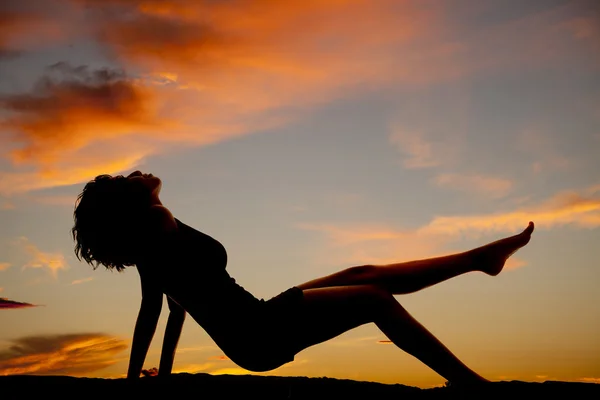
{"left": 126, "top": 170, "right": 162, "bottom": 201}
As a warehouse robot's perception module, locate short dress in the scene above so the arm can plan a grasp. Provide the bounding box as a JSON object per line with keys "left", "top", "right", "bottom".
{"left": 149, "top": 218, "right": 306, "bottom": 372}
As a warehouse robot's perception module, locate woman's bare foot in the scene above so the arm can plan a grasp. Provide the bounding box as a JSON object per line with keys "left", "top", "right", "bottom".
{"left": 471, "top": 222, "right": 535, "bottom": 276}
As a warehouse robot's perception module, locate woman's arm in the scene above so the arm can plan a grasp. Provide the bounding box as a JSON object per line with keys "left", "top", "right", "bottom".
{"left": 128, "top": 204, "right": 179, "bottom": 379}
{"left": 127, "top": 274, "right": 163, "bottom": 379}
{"left": 158, "top": 297, "right": 186, "bottom": 376}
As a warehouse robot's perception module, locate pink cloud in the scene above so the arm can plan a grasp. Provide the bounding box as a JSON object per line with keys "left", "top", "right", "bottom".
{"left": 0, "top": 297, "right": 37, "bottom": 309}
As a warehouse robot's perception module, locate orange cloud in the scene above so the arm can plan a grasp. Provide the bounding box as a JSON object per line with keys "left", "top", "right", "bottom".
{"left": 56, "top": 0, "right": 599, "bottom": 83}
{"left": 14, "top": 237, "right": 67, "bottom": 277}
{"left": 0, "top": 63, "right": 166, "bottom": 195}
{"left": 0, "top": 262, "right": 10, "bottom": 271}
{"left": 0, "top": 58, "right": 275, "bottom": 194}
{"left": 299, "top": 220, "right": 535, "bottom": 273}
{"left": 297, "top": 222, "right": 445, "bottom": 267}
{"left": 1, "top": 63, "right": 164, "bottom": 167}
{"left": 420, "top": 185, "right": 600, "bottom": 237}
{"left": 578, "top": 377, "right": 600, "bottom": 384}
{"left": 68, "top": 0, "right": 464, "bottom": 142}
{"left": 79, "top": 0, "right": 449, "bottom": 86}
{"left": 71, "top": 277, "right": 94, "bottom": 285}
{"left": 0, "top": 297, "right": 37, "bottom": 309}
{"left": 0, "top": 151, "right": 150, "bottom": 195}
{"left": 299, "top": 184, "right": 600, "bottom": 270}
{"left": 61, "top": 0, "right": 458, "bottom": 145}
{"left": 433, "top": 173, "right": 513, "bottom": 199}
{"left": 0, "top": 333, "right": 127, "bottom": 375}
{"left": 0, "top": 62, "right": 170, "bottom": 194}
{"left": 2, "top": 0, "right": 595, "bottom": 196}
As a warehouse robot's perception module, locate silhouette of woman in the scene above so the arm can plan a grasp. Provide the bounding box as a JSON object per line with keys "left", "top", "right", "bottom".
{"left": 72, "top": 170, "right": 534, "bottom": 385}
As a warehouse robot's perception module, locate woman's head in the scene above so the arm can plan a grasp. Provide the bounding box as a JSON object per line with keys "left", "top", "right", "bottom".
{"left": 72, "top": 171, "right": 162, "bottom": 271}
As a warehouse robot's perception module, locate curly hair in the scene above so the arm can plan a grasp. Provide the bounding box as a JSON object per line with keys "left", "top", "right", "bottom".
{"left": 72, "top": 174, "right": 153, "bottom": 271}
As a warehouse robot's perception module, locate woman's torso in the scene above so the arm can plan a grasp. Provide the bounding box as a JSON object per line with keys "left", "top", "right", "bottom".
{"left": 139, "top": 218, "right": 304, "bottom": 370}
{"left": 141, "top": 218, "right": 263, "bottom": 337}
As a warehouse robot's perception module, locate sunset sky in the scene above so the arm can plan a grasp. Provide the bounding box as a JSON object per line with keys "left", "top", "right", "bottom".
{"left": 1, "top": 0, "right": 599, "bottom": 388}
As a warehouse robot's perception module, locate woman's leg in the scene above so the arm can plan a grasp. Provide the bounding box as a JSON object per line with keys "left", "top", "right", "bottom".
{"left": 293, "top": 285, "right": 487, "bottom": 384}
{"left": 298, "top": 222, "right": 534, "bottom": 294}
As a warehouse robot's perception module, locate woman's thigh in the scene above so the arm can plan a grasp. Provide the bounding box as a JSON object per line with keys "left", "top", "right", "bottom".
{"left": 291, "top": 284, "right": 395, "bottom": 352}
{"left": 222, "top": 285, "right": 393, "bottom": 372}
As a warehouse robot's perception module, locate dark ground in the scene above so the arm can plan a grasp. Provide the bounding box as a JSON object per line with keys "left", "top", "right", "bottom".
{"left": 2, "top": 373, "right": 599, "bottom": 400}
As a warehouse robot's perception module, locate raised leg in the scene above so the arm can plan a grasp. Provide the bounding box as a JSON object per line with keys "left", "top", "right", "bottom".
{"left": 297, "top": 222, "right": 534, "bottom": 294}
{"left": 292, "top": 285, "right": 487, "bottom": 384}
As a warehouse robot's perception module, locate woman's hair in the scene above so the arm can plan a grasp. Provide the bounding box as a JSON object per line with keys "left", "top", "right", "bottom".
{"left": 72, "top": 174, "right": 153, "bottom": 271}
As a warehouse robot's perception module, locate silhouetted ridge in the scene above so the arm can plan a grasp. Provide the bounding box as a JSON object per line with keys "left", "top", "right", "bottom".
{"left": 2, "top": 374, "right": 599, "bottom": 400}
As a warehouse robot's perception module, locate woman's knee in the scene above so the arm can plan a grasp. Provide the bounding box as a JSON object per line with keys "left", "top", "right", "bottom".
{"left": 353, "top": 284, "right": 396, "bottom": 314}
{"left": 296, "top": 285, "right": 398, "bottom": 349}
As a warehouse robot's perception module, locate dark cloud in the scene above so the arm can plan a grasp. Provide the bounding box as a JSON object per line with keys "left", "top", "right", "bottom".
{"left": 0, "top": 62, "right": 159, "bottom": 166}
{"left": 0, "top": 333, "right": 128, "bottom": 375}
{"left": 0, "top": 297, "right": 36, "bottom": 309}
